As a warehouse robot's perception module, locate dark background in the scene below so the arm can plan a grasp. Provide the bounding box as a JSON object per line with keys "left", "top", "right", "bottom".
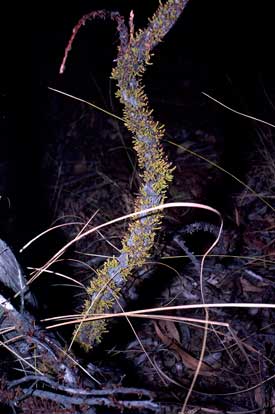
{"left": 2, "top": 0, "right": 275, "bottom": 247}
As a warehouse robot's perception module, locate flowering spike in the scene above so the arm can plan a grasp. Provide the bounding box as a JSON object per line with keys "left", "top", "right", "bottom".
{"left": 72, "top": 0, "right": 189, "bottom": 349}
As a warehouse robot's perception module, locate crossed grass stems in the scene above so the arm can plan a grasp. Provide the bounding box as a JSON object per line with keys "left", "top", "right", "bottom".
{"left": 0, "top": 88, "right": 269, "bottom": 411}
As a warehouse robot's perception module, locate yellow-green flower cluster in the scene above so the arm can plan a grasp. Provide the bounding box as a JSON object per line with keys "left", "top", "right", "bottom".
{"left": 75, "top": 0, "right": 189, "bottom": 349}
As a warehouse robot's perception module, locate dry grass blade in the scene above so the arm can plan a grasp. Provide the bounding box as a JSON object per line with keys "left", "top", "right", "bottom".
{"left": 44, "top": 302, "right": 275, "bottom": 329}
{"left": 27, "top": 267, "right": 85, "bottom": 288}
{"left": 20, "top": 221, "right": 85, "bottom": 253}
{"left": 25, "top": 201, "right": 221, "bottom": 287}
{"left": 180, "top": 203, "right": 223, "bottom": 412}
{"left": 0, "top": 339, "right": 45, "bottom": 376}
{"left": 48, "top": 87, "right": 124, "bottom": 122}
{"left": 202, "top": 92, "right": 275, "bottom": 129}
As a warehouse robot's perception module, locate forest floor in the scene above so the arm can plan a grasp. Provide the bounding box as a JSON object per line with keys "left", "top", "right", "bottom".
{"left": 25, "top": 87, "right": 275, "bottom": 413}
